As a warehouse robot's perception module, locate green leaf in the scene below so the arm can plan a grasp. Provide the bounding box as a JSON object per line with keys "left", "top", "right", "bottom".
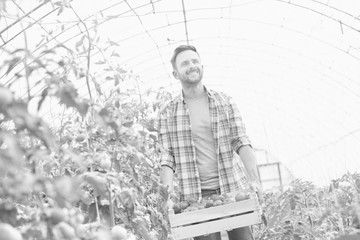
{"left": 108, "top": 121, "right": 119, "bottom": 138}
{"left": 57, "top": 85, "right": 88, "bottom": 117}
{"left": 53, "top": 176, "right": 82, "bottom": 208}
{"left": 119, "top": 190, "right": 135, "bottom": 214}
{"left": 58, "top": 85, "right": 78, "bottom": 107}
{"left": 82, "top": 172, "right": 109, "bottom": 198}
{"left": 95, "top": 60, "right": 106, "bottom": 65}
{"left": 54, "top": 2, "right": 63, "bottom": 7}
{"left": 5, "top": 57, "right": 21, "bottom": 75}
{"left": 99, "top": 108, "right": 110, "bottom": 118}
{"left": 114, "top": 75, "right": 120, "bottom": 86}
{"left": 134, "top": 218, "right": 152, "bottom": 240}
{"left": 139, "top": 119, "right": 156, "bottom": 132}
{"left": 57, "top": 6, "right": 63, "bottom": 16}
{"left": 76, "top": 100, "right": 89, "bottom": 117}
{"left": 87, "top": 203, "right": 97, "bottom": 223}
{"left": 0, "top": 131, "right": 23, "bottom": 168}
{"left": 37, "top": 88, "right": 48, "bottom": 111}
{"left": 0, "top": 202, "right": 18, "bottom": 228}
{"left": 111, "top": 51, "right": 120, "bottom": 57}
{"left": 108, "top": 40, "right": 120, "bottom": 46}
{"left": 75, "top": 35, "right": 86, "bottom": 49}
{"left": 116, "top": 67, "right": 126, "bottom": 74}
{"left": 95, "top": 108, "right": 119, "bottom": 137}
{"left": 0, "top": 86, "right": 14, "bottom": 112}
{"left": 290, "top": 197, "right": 296, "bottom": 210}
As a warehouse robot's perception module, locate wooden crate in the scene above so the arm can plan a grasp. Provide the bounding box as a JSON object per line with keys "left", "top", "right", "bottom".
{"left": 168, "top": 193, "right": 262, "bottom": 240}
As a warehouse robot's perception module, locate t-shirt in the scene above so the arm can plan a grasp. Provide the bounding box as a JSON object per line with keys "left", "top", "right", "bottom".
{"left": 186, "top": 91, "right": 219, "bottom": 190}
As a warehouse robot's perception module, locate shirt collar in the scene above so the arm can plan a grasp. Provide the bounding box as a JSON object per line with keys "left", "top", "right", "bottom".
{"left": 178, "top": 85, "right": 213, "bottom": 103}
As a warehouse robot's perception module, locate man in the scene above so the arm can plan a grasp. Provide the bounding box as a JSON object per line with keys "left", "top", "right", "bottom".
{"left": 157, "top": 45, "right": 262, "bottom": 240}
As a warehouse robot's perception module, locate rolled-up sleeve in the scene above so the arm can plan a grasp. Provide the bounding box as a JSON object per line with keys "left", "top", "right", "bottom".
{"left": 157, "top": 110, "right": 176, "bottom": 171}
{"left": 228, "top": 96, "right": 251, "bottom": 152}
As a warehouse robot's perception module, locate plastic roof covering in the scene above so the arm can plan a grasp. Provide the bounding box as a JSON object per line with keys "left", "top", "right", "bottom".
{"left": 1, "top": 0, "right": 360, "bottom": 186}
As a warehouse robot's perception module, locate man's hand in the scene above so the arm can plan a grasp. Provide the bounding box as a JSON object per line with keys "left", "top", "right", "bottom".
{"left": 167, "top": 198, "right": 175, "bottom": 212}
{"left": 166, "top": 192, "right": 179, "bottom": 213}
{"left": 249, "top": 182, "right": 268, "bottom": 226}
{"left": 249, "top": 181, "right": 264, "bottom": 204}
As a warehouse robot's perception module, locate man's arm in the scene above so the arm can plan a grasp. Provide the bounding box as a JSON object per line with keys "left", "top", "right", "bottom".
{"left": 157, "top": 107, "right": 176, "bottom": 193}
{"left": 225, "top": 94, "right": 263, "bottom": 200}
{"left": 225, "top": 94, "right": 260, "bottom": 184}
{"left": 226, "top": 95, "right": 252, "bottom": 154}
{"left": 238, "top": 145, "right": 260, "bottom": 184}
{"left": 161, "top": 165, "right": 174, "bottom": 192}
{"left": 238, "top": 145, "right": 263, "bottom": 201}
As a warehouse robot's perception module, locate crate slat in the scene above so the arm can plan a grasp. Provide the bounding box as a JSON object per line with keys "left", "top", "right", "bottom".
{"left": 169, "top": 198, "right": 257, "bottom": 227}
{"left": 169, "top": 192, "right": 262, "bottom": 240}
{"left": 171, "top": 211, "right": 261, "bottom": 239}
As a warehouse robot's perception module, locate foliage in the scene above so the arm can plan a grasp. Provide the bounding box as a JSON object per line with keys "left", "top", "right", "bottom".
{"left": 256, "top": 174, "right": 360, "bottom": 240}
{"left": 0, "top": 1, "right": 173, "bottom": 239}
{"left": 1, "top": 76, "right": 172, "bottom": 240}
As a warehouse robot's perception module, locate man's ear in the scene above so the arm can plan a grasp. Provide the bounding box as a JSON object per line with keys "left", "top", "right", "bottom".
{"left": 172, "top": 71, "right": 179, "bottom": 79}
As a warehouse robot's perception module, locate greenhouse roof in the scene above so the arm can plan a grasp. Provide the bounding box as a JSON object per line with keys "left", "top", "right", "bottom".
{"left": 1, "top": 0, "right": 360, "bottom": 186}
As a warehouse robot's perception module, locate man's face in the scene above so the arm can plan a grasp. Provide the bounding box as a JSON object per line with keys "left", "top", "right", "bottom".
{"left": 173, "top": 50, "right": 204, "bottom": 86}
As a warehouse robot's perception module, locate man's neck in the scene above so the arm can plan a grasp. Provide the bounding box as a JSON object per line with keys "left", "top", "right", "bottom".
{"left": 182, "top": 82, "right": 205, "bottom": 100}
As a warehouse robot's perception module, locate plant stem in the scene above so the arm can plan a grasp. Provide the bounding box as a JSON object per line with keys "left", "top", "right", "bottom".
{"left": 94, "top": 195, "right": 101, "bottom": 224}
{"left": 109, "top": 186, "right": 115, "bottom": 227}
{"left": 69, "top": 4, "right": 93, "bottom": 100}
{"left": 20, "top": 17, "right": 31, "bottom": 101}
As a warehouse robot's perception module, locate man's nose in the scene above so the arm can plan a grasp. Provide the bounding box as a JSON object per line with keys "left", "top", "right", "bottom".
{"left": 188, "top": 61, "right": 197, "bottom": 67}
{"left": 188, "top": 62, "right": 197, "bottom": 69}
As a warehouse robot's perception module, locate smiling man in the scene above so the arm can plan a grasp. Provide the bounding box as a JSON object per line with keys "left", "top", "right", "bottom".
{"left": 157, "top": 45, "right": 262, "bottom": 240}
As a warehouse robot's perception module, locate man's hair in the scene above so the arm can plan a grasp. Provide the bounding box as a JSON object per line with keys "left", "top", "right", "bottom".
{"left": 170, "top": 45, "right": 199, "bottom": 69}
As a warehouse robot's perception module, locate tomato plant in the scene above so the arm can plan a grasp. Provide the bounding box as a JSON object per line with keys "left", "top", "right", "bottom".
{"left": 255, "top": 174, "right": 360, "bottom": 240}
{"left": 0, "top": 80, "right": 172, "bottom": 240}
{"left": 0, "top": 1, "right": 173, "bottom": 237}
{"left": 0, "top": 1, "right": 360, "bottom": 240}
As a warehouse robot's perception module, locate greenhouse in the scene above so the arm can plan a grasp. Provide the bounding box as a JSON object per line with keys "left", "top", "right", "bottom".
{"left": 1, "top": 0, "right": 360, "bottom": 239}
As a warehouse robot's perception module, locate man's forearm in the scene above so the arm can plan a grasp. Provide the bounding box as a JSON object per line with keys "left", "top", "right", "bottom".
{"left": 160, "top": 165, "right": 174, "bottom": 192}
{"left": 238, "top": 145, "right": 261, "bottom": 184}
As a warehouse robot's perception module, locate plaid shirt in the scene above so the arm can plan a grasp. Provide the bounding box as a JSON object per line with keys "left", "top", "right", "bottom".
{"left": 157, "top": 87, "right": 251, "bottom": 201}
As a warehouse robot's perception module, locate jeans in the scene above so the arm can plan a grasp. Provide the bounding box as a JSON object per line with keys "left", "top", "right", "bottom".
{"left": 193, "top": 189, "right": 254, "bottom": 240}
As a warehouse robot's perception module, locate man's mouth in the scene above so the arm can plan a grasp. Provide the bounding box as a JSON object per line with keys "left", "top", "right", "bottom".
{"left": 187, "top": 69, "right": 199, "bottom": 75}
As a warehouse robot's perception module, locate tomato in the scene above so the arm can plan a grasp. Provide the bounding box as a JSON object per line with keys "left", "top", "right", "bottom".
{"left": 179, "top": 201, "right": 189, "bottom": 210}
{"left": 172, "top": 203, "right": 181, "bottom": 214}
{"left": 205, "top": 199, "right": 214, "bottom": 208}
{"left": 0, "top": 223, "right": 23, "bottom": 240}
{"left": 213, "top": 200, "right": 223, "bottom": 206}
{"left": 111, "top": 225, "right": 128, "bottom": 240}
{"left": 100, "top": 158, "right": 111, "bottom": 170}
{"left": 0, "top": 87, "right": 13, "bottom": 109}
{"left": 47, "top": 208, "right": 66, "bottom": 225}
{"left": 235, "top": 192, "right": 249, "bottom": 202}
